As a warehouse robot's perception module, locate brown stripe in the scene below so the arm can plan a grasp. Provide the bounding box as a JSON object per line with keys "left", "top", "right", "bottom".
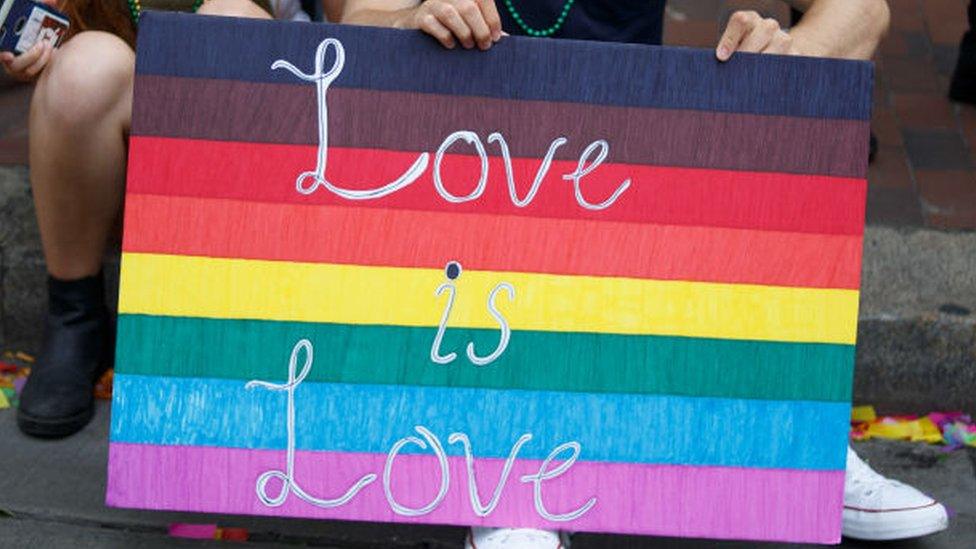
{"left": 133, "top": 75, "right": 869, "bottom": 178}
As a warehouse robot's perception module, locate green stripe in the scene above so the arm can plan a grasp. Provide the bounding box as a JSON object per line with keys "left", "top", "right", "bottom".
{"left": 117, "top": 315, "right": 854, "bottom": 402}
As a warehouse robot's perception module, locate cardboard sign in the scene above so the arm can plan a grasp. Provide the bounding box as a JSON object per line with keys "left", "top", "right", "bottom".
{"left": 108, "top": 13, "right": 872, "bottom": 543}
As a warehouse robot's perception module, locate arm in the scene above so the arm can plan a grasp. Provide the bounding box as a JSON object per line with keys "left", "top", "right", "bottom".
{"left": 342, "top": 0, "right": 501, "bottom": 50}
{"left": 716, "top": 0, "right": 890, "bottom": 61}
{"left": 786, "top": 0, "right": 889, "bottom": 59}
{"left": 341, "top": 0, "right": 419, "bottom": 28}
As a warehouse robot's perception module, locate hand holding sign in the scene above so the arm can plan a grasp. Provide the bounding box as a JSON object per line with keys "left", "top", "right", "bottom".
{"left": 0, "top": 38, "right": 52, "bottom": 80}
{"left": 408, "top": 0, "right": 502, "bottom": 50}
{"left": 344, "top": 0, "right": 502, "bottom": 50}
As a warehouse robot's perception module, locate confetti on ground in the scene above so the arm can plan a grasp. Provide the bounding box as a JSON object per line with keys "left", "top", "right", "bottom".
{"left": 169, "top": 523, "right": 248, "bottom": 541}
{"left": 852, "top": 405, "right": 976, "bottom": 450}
{"left": 95, "top": 368, "right": 114, "bottom": 400}
{"left": 0, "top": 354, "right": 31, "bottom": 410}
{"left": 169, "top": 523, "right": 217, "bottom": 539}
{"left": 218, "top": 528, "right": 249, "bottom": 541}
{"left": 0, "top": 351, "right": 113, "bottom": 408}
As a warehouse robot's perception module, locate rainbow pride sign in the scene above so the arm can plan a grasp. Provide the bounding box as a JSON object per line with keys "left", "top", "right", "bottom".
{"left": 107, "top": 13, "right": 872, "bottom": 543}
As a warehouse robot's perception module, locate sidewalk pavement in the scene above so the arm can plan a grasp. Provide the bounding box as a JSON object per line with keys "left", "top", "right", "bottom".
{"left": 0, "top": 402, "right": 974, "bottom": 548}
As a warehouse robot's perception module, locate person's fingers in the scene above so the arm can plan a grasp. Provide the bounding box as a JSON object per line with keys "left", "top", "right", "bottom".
{"left": 419, "top": 12, "right": 457, "bottom": 48}
{"left": 433, "top": 2, "right": 475, "bottom": 48}
{"left": 716, "top": 10, "right": 760, "bottom": 61}
{"left": 738, "top": 17, "right": 780, "bottom": 53}
{"left": 478, "top": 0, "right": 502, "bottom": 42}
{"left": 8, "top": 41, "right": 45, "bottom": 73}
{"left": 24, "top": 41, "right": 53, "bottom": 78}
{"left": 455, "top": 0, "right": 492, "bottom": 49}
{"left": 762, "top": 30, "right": 794, "bottom": 55}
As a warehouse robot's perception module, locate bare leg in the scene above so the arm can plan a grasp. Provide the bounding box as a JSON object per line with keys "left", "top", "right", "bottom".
{"left": 29, "top": 31, "right": 133, "bottom": 280}
{"left": 20, "top": 5, "right": 273, "bottom": 438}
{"left": 29, "top": 3, "right": 271, "bottom": 280}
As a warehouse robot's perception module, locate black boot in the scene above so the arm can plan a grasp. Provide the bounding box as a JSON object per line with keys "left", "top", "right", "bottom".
{"left": 17, "top": 272, "right": 115, "bottom": 438}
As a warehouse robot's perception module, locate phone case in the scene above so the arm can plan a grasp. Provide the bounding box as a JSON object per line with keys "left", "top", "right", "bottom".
{"left": 1, "top": 0, "right": 69, "bottom": 54}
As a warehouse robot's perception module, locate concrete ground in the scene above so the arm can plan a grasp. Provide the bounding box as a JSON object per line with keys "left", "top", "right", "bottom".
{"left": 0, "top": 403, "right": 973, "bottom": 548}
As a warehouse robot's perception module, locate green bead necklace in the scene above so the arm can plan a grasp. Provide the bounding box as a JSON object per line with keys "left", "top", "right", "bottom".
{"left": 127, "top": 0, "right": 204, "bottom": 23}
{"left": 502, "top": 0, "right": 575, "bottom": 37}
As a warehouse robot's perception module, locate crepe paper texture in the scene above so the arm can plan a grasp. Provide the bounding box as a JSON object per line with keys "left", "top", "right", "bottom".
{"left": 108, "top": 12, "right": 872, "bottom": 544}
{"left": 851, "top": 406, "right": 976, "bottom": 449}
{"left": 168, "top": 523, "right": 217, "bottom": 539}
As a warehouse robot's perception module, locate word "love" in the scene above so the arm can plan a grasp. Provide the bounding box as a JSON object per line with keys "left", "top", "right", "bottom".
{"left": 246, "top": 339, "right": 597, "bottom": 521}
{"left": 273, "top": 38, "right": 631, "bottom": 210}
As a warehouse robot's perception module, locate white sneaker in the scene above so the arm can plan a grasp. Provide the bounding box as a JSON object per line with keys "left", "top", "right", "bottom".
{"left": 465, "top": 527, "right": 570, "bottom": 548}
{"left": 843, "top": 447, "right": 949, "bottom": 540}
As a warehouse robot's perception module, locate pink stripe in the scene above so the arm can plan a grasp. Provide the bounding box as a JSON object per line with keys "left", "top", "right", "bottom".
{"left": 107, "top": 443, "right": 842, "bottom": 543}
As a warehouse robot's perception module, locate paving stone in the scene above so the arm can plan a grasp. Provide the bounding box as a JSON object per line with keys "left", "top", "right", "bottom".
{"left": 883, "top": 56, "right": 945, "bottom": 93}
{"left": 881, "top": 30, "right": 911, "bottom": 57}
{"left": 869, "top": 145, "right": 915, "bottom": 188}
{"left": 866, "top": 185, "right": 925, "bottom": 225}
{"left": 873, "top": 106, "right": 906, "bottom": 147}
{"left": 903, "top": 129, "right": 974, "bottom": 170}
{"left": 955, "top": 102, "right": 976, "bottom": 158}
{"left": 922, "top": 0, "right": 970, "bottom": 46}
{"left": 916, "top": 169, "right": 976, "bottom": 228}
{"left": 933, "top": 43, "right": 962, "bottom": 76}
{"left": 889, "top": 0, "right": 927, "bottom": 32}
{"left": 905, "top": 29, "right": 935, "bottom": 58}
{"left": 894, "top": 92, "right": 959, "bottom": 130}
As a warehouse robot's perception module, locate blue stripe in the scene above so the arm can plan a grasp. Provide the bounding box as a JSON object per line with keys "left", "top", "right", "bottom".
{"left": 136, "top": 12, "right": 872, "bottom": 120}
{"left": 110, "top": 374, "right": 849, "bottom": 470}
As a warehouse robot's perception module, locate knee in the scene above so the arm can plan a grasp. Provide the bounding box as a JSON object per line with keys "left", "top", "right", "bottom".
{"left": 197, "top": 0, "right": 272, "bottom": 19}
{"left": 33, "top": 31, "right": 134, "bottom": 129}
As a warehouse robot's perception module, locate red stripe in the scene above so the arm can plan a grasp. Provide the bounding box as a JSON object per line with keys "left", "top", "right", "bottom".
{"left": 123, "top": 194, "right": 862, "bottom": 289}
{"left": 126, "top": 137, "right": 866, "bottom": 235}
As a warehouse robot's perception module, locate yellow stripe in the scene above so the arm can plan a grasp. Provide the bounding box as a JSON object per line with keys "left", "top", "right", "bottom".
{"left": 119, "top": 253, "right": 859, "bottom": 344}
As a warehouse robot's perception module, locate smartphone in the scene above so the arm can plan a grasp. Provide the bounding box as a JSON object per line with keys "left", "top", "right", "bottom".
{"left": 0, "top": 0, "right": 69, "bottom": 55}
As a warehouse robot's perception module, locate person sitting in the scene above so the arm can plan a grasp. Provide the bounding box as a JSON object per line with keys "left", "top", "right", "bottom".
{"left": 340, "top": 0, "right": 948, "bottom": 546}
{"left": 0, "top": 0, "right": 310, "bottom": 440}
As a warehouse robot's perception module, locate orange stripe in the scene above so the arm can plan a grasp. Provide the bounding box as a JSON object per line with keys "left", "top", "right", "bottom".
{"left": 123, "top": 194, "right": 862, "bottom": 289}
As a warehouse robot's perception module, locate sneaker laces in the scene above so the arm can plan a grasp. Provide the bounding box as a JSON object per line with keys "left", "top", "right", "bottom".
{"left": 846, "top": 449, "right": 902, "bottom": 501}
